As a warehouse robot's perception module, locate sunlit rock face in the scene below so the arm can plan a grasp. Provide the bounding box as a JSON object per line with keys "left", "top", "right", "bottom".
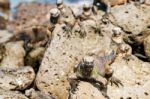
{"left": 0, "top": 89, "right": 28, "bottom": 99}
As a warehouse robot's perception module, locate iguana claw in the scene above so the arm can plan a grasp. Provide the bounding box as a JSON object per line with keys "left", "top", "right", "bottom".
{"left": 110, "top": 76, "right": 123, "bottom": 87}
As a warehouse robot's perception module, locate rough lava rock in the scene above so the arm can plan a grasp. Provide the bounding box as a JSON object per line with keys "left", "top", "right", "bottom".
{"left": 25, "top": 88, "right": 53, "bottom": 99}
{"left": 0, "top": 41, "right": 26, "bottom": 68}
{"left": 107, "top": 55, "right": 150, "bottom": 99}
{"left": 0, "top": 1, "right": 148, "bottom": 99}
{"left": 144, "top": 34, "right": 150, "bottom": 60}
{"left": 141, "top": 4, "right": 150, "bottom": 26}
{"left": 109, "top": 3, "right": 150, "bottom": 45}
{"left": 0, "top": 66, "right": 35, "bottom": 90}
{"left": 110, "top": 3, "right": 149, "bottom": 35}
{"left": 69, "top": 81, "right": 106, "bottom": 99}
{"left": 0, "top": 89, "right": 28, "bottom": 99}
{"left": 0, "top": 30, "right": 13, "bottom": 43}
{"left": 133, "top": 28, "right": 150, "bottom": 45}
{"left": 36, "top": 22, "right": 111, "bottom": 99}
{"left": 35, "top": 24, "right": 83, "bottom": 99}
{"left": 25, "top": 47, "right": 45, "bottom": 71}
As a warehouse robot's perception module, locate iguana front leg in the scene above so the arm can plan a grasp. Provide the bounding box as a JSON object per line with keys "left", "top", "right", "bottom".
{"left": 94, "top": 75, "right": 108, "bottom": 86}
{"left": 104, "top": 64, "right": 123, "bottom": 87}
{"left": 68, "top": 74, "right": 80, "bottom": 94}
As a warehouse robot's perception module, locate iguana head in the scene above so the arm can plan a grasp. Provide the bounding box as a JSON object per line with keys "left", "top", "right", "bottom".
{"left": 50, "top": 8, "right": 60, "bottom": 24}
{"left": 50, "top": 8, "right": 60, "bottom": 18}
{"left": 82, "top": 1, "right": 92, "bottom": 16}
{"left": 82, "top": 55, "right": 94, "bottom": 70}
{"left": 119, "top": 44, "right": 130, "bottom": 53}
{"left": 112, "top": 27, "right": 122, "bottom": 37}
{"left": 56, "top": 0, "right": 64, "bottom": 10}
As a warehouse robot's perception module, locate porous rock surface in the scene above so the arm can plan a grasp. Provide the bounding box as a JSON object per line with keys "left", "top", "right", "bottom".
{"left": 144, "top": 34, "right": 150, "bottom": 60}
{"left": 36, "top": 22, "right": 111, "bottom": 99}
{"left": 0, "top": 66, "right": 35, "bottom": 90}
{"left": 0, "top": 1, "right": 149, "bottom": 99}
{"left": 0, "top": 41, "right": 26, "bottom": 68}
{"left": 110, "top": 3, "right": 149, "bottom": 35}
{"left": 0, "top": 89, "right": 28, "bottom": 99}
{"left": 35, "top": 4, "right": 150, "bottom": 99}
{"left": 107, "top": 56, "right": 150, "bottom": 99}
{"left": 25, "top": 88, "right": 53, "bottom": 99}
{"left": 69, "top": 81, "right": 106, "bottom": 99}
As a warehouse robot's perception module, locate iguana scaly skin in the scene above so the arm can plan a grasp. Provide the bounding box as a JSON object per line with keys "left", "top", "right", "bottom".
{"left": 71, "top": 51, "right": 122, "bottom": 98}
{"left": 75, "top": 51, "right": 116, "bottom": 81}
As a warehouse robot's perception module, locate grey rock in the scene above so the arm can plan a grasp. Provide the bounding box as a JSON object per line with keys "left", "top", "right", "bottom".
{"left": 36, "top": 24, "right": 83, "bottom": 99}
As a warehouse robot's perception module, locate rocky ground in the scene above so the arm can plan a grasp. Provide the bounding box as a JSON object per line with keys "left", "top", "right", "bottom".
{"left": 0, "top": 1, "right": 150, "bottom": 99}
